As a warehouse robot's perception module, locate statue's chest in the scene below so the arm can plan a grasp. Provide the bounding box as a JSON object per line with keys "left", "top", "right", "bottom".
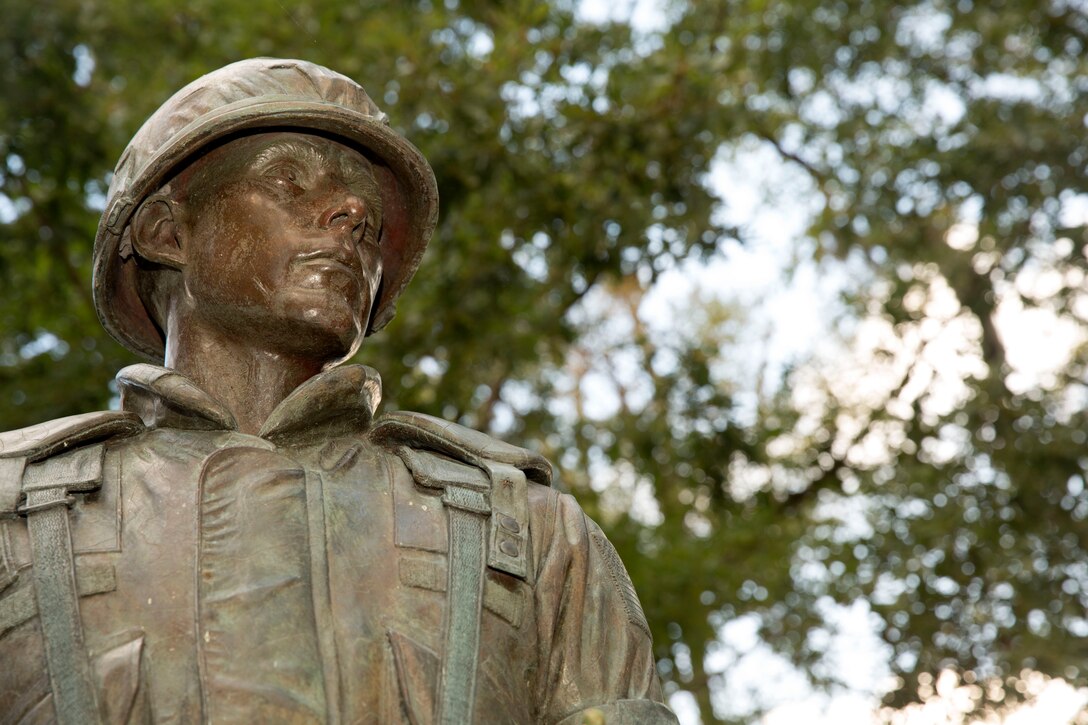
{"left": 1, "top": 430, "right": 535, "bottom": 723}
{"left": 103, "top": 432, "right": 412, "bottom": 722}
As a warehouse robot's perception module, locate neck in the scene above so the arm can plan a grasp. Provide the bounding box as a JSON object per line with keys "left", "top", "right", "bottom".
{"left": 163, "top": 314, "right": 329, "bottom": 435}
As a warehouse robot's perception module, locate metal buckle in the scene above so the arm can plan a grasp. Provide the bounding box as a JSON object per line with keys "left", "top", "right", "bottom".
{"left": 17, "top": 494, "right": 76, "bottom": 516}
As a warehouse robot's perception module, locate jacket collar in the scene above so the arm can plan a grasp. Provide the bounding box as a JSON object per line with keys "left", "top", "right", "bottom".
{"left": 116, "top": 363, "right": 382, "bottom": 443}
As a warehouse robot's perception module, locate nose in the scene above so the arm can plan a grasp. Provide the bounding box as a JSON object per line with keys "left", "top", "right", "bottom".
{"left": 318, "top": 185, "right": 366, "bottom": 234}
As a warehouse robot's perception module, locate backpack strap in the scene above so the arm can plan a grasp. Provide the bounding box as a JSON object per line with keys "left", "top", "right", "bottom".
{"left": 370, "top": 411, "right": 552, "bottom": 725}
{"left": 0, "top": 410, "right": 144, "bottom": 725}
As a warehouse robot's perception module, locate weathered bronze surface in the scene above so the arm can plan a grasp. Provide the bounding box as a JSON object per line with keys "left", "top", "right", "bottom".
{"left": 0, "top": 59, "right": 676, "bottom": 724}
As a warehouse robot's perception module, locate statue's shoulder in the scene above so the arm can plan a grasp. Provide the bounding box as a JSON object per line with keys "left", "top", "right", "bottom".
{"left": 0, "top": 410, "right": 145, "bottom": 464}
{"left": 369, "top": 410, "right": 553, "bottom": 487}
{"left": 0, "top": 410, "right": 145, "bottom": 518}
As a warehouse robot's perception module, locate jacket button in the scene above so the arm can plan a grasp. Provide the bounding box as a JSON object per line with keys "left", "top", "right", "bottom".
{"left": 499, "top": 515, "right": 520, "bottom": 534}
{"left": 499, "top": 539, "right": 519, "bottom": 557}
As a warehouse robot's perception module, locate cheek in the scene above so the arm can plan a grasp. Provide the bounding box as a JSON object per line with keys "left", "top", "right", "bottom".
{"left": 194, "top": 199, "right": 292, "bottom": 288}
{"left": 195, "top": 229, "right": 266, "bottom": 286}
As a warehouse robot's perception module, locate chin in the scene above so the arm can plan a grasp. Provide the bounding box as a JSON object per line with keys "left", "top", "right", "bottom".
{"left": 273, "top": 290, "right": 367, "bottom": 362}
{"left": 290, "top": 312, "right": 364, "bottom": 363}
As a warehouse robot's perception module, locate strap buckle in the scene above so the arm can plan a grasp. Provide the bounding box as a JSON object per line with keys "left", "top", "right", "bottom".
{"left": 17, "top": 494, "right": 77, "bottom": 516}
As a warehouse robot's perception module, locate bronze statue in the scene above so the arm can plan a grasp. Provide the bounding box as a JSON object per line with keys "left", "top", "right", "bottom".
{"left": 0, "top": 59, "right": 675, "bottom": 724}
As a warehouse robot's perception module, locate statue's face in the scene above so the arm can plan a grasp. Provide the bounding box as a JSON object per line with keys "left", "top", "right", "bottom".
{"left": 177, "top": 131, "right": 382, "bottom": 361}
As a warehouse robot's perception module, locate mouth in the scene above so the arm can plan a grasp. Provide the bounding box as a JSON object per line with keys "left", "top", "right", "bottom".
{"left": 295, "top": 248, "right": 362, "bottom": 278}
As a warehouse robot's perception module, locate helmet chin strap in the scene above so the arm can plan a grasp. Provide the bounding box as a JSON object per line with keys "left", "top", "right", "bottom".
{"left": 323, "top": 274, "right": 383, "bottom": 371}
{"left": 323, "top": 329, "right": 365, "bottom": 371}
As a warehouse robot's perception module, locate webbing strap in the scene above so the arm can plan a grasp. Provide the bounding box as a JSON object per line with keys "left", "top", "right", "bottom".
{"left": 24, "top": 486, "right": 102, "bottom": 725}
{"left": 436, "top": 485, "right": 489, "bottom": 725}
{"left": 19, "top": 444, "right": 107, "bottom": 725}
{"left": 305, "top": 470, "right": 341, "bottom": 725}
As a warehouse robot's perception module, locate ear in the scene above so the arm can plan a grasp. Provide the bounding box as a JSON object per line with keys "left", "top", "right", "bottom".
{"left": 130, "top": 192, "right": 187, "bottom": 269}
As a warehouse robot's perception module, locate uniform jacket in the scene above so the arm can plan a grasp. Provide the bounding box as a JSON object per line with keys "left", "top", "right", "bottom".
{"left": 0, "top": 363, "right": 674, "bottom": 724}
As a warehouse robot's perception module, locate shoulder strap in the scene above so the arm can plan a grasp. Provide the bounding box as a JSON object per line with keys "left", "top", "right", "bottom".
{"left": 0, "top": 410, "right": 144, "bottom": 725}
{"left": 370, "top": 411, "right": 551, "bottom": 725}
{"left": 371, "top": 410, "right": 553, "bottom": 580}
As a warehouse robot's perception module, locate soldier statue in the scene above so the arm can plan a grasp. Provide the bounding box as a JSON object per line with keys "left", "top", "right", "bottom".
{"left": 0, "top": 59, "right": 676, "bottom": 724}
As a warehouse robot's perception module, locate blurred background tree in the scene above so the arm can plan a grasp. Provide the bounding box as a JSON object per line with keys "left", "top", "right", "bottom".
{"left": 2, "top": 0, "right": 1086, "bottom": 722}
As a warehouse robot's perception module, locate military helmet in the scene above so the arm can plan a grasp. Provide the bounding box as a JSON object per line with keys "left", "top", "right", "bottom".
{"left": 92, "top": 57, "right": 439, "bottom": 362}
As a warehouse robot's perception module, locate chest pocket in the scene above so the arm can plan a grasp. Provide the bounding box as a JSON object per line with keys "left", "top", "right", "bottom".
{"left": 398, "top": 554, "right": 526, "bottom": 629}
{"left": 0, "top": 559, "right": 117, "bottom": 641}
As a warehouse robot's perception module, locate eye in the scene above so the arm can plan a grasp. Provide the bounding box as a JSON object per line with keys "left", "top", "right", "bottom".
{"left": 265, "top": 164, "right": 303, "bottom": 193}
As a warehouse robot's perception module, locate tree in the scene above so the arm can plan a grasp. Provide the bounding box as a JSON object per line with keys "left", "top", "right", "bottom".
{"left": 2, "top": 0, "right": 1086, "bottom": 721}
